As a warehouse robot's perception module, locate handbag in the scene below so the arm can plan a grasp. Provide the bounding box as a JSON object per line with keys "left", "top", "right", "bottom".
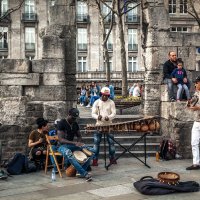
{"left": 133, "top": 176, "right": 199, "bottom": 195}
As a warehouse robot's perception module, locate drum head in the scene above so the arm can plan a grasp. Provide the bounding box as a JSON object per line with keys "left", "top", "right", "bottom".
{"left": 73, "top": 150, "right": 87, "bottom": 163}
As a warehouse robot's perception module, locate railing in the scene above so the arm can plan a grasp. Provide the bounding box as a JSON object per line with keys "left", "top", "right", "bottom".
{"left": 128, "top": 44, "right": 138, "bottom": 51}
{"left": 125, "top": 15, "right": 140, "bottom": 23}
{"left": 76, "top": 71, "right": 144, "bottom": 81}
{"left": 76, "top": 14, "right": 90, "bottom": 23}
{"left": 77, "top": 43, "right": 87, "bottom": 51}
{"left": 25, "top": 43, "right": 35, "bottom": 50}
{"left": 22, "top": 13, "right": 38, "bottom": 22}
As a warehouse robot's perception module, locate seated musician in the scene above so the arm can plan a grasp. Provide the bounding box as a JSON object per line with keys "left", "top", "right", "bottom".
{"left": 57, "top": 108, "right": 94, "bottom": 182}
{"left": 28, "top": 118, "right": 48, "bottom": 170}
{"left": 91, "top": 86, "right": 117, "bottom": 166}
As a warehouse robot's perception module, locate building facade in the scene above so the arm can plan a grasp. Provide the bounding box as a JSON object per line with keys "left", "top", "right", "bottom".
{"left": 0, "top": 0, "right": 199, "bottom": 85}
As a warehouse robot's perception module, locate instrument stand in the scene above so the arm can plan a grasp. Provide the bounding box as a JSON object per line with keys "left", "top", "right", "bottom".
{"left": 103, "top": 132, "right": 151, "bottom": 170}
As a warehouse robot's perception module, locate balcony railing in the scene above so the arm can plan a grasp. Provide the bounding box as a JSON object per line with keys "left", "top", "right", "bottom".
{"left": 21, "top": 13, "right": 38, "bottom": 22}
{"left": 125, "top": 15, "right": 140, "bottom": 23}
{"left": 76, "top": 71, "right": 144, "bottom": 81}
{"left": 25, "top": 43, "right": 35, "bottom": 51}
{"left": 77, "top": 43, "right": 87, "bottom": 51}
{"left": 0, "top": 42, "right": 8, "bottom": 50}
{"left": 128, "top": 44, "right": 138, "bottom": 51}
{"left": 76, "top": 14, "right": 90, "bottom": 23}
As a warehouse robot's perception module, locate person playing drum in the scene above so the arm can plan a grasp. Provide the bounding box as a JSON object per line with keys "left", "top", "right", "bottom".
{"left": 57, "top": 108, "right": 94, "bottom": 182}
{"left": 91, "top": 86, "right": 117, "bottom": 166}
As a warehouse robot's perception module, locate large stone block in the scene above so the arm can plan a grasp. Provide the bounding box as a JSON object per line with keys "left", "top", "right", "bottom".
{"left": 43, "top": 73, "right": 66, "bottom": 85}
{"left": 144, "top": 100, "right": 160, "bottom": 116}
{"left": 144, "top": 84, "right": 160, "bottom": 101}
{"left": 160, "top": 102, "right": 171, "bottom": 119}
{"left": 177, "top": 47, "right": 196, "bottom": 71}
{"left": 42, "top": 36, "right": 65, "bottom": 59}
{"left": 0, "top": 86, "right": 23, "bottom": 97}
{"left": 160, "top": 85, "right": 169, "bottom": 102}
{"left": 0, "top": 59, "right": 31, "bottom": 73}
{"left": 32, "top": 59, "right": 66, "bottom": 73}
{"left": 0, "top": 97, "right": 28, "bottom": 126}
{"left": 24, "top": 86, "right": 67, "bottom": 101}
{"left": 45, "top": 24, "right": 66, "bottom": 38}
{"left": 0, "top": 73, "right": 39, "bottom": 86}
{"left": 144, "top": 70, "right": 162, "bottom": 84}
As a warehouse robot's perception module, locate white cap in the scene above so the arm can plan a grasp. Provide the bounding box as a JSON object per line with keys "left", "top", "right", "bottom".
{"left": 101, "top": 87, "right": 110, "bottom": 96}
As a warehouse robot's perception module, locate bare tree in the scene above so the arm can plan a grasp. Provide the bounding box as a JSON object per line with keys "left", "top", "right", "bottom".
{"left": 187, "top": 0, "right": 200, "bottom": 28}
{"left": 100, "top": 0, "right": 140, "bottom": 97}
{"left": 0, "top": 0, "right": 24, "bottom": 21}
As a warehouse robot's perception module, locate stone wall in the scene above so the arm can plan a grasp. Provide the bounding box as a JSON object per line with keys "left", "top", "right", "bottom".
{"left": 0, "top": 1, "right": 77, "bottom": 161}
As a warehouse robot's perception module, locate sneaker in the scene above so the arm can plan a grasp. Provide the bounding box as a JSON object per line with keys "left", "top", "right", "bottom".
{"left": 170, "top": 98, "right": 176, "bottom": 102}
{"left": 92, "top": 159, "right": 98, "bottom": 166}
{"left": 86, "top": 104, "right": 91, "bottom": 108}
{"left": 110, "top": 158, "right": 117, "bottom": 164}
{"left": 85, "top": 174, "right": 92, "bottom": 182}
{"left": 186, "top": 165, "right": 200, "bottom": 170}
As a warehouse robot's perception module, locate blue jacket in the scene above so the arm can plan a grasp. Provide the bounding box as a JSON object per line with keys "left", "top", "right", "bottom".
{"left": 171, "top": 68, "right": 187, "bottom": 84}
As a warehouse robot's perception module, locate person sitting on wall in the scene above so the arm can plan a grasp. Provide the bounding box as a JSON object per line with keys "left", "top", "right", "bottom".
{"left": 105, "top": 80, "right": 115, "bottom": 100}
{"left": 28, "top": 117, "right": 48, "bottom": 169}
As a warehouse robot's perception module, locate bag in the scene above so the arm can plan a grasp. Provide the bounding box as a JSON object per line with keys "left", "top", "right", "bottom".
{"left": 24, "top": 156, "right": 37, "bottom": 173}
{"left": 6, "top": 153, "right": 25, "bottom": 175}
{"left": 159, "top": 139, "right": 176, "bottom": 160}
{"left": 0, "top": 169, "right": 8, "bottom": 180}
{"left": 133, "top": 176, "right": 199, "bottom": 195}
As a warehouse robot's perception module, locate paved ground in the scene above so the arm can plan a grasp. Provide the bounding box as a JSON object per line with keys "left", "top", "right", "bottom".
{"left": 1, "top": 157, "right": 200, "bottom": 200}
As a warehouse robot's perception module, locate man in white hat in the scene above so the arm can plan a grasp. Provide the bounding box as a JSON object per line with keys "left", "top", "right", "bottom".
{"left": 91, "top": 87, "right": 117, "bottom": 166}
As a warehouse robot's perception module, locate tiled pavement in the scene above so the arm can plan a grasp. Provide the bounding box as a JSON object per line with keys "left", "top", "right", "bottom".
{"left": 1, "top": 157, "right": 200, "bottom": 200}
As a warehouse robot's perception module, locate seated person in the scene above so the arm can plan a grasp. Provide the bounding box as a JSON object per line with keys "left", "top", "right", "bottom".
{"left": 86, "top": 82, "right": 101, "bottom": 107}
{"left": 79, "top": 84, "right": 87, "bottom": 106}
{"left": 57, "top": 108, "right": 94, "bottom": 181}
{"left": 105, "top": 80, "right": 115, "bottom": 100}
{"left": 171, "top": 60, "right": 191, "bottom": 102}
{"left": 28, "top": 118, "right": 48, "bottom": 169}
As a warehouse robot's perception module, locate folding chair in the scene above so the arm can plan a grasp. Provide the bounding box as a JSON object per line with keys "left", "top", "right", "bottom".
{"left": 45, "top": 135, "right": 64, "bottom": 178}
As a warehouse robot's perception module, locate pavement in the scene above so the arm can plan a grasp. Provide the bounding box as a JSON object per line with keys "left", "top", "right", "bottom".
{"left": 1, "top": 157, "right": 200, "bottom": 200}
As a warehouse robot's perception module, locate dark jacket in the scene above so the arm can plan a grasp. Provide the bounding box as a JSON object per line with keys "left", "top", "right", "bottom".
{"left": 163, "top": 60, "right": 177, "bottom": 79}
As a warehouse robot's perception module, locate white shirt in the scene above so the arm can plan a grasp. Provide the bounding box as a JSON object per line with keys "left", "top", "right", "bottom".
{"left": 132, "top": 86, "right": 140, "bottom": 97}
{"left": 92, "top": 98, "right": 116, "bottom": 125}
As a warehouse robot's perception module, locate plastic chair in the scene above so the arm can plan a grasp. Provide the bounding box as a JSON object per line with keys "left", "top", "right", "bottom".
{"left": 45, "top": 135, "right": 64, "bottom": 178}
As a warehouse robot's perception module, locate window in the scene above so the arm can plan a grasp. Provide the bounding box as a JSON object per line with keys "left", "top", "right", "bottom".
{"left": 169, "top": 0, "right": 176, "bottom": 13}
{"left": 104, "top": 58, "right": 112, "bottom": 72}
{"left": 78, "top": 28, "right": 87, "bottom": 50}
{"left": 128, "top": 57, "right": 137, "bottom": 72}
{"left": 0, "top": 55, "right": 7, "bottom": 59}
{"left": 171, "top": 27, "right": 188, "bottom": 32}
{"left": 102, "top": 2, "right": 112, "bottom": 22}
{"left": 25, "top": 0, "right": 35, "bottom": 19}
{"left": 77, "top": 0, "right": 88, "bottom": 21}
{"left": 0, "top": 27, "right": 8, "bottom": 49}
{"left": 1, "top": 0, "right": 8, "bottom": 16}
{"left": 128, "top": 29, "right": 138, "bottom": 51}
{"left": 126, "top": 2, "right": 138, "bottom": 22}
{"left": 77, "top": 56, "right": 87, "bottom": 72}
{"left": 180, "top": 0, "right": 187, "bottom": 13}
{"left": 25, "top": 27, "right": 35, "bottom": 50}
{"left": 106, "top": 29, "right": 113, "bottom": 50}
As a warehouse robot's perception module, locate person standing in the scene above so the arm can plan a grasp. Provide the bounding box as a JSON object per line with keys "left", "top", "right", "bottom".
{"left": 91, "top": 87, "right": 117, "bottom": 166}
{"left": 186, "top": 76, "right": 200, "bottom": 170}
{"left": 57, "top": 108, "right": 94, "bottom": 181}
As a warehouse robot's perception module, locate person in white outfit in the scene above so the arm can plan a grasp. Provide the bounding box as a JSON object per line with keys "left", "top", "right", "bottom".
{"left": 186, "top": 76, "right": 200, "bottom": 170}
{"left": 132, "top": 83, "right": 141, "bottom": 97}
{"left": 91, "top": 87, "right": 117, "bottom": 166}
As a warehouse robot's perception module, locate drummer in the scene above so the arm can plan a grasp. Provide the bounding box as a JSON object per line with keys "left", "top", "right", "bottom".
{"left": 57, "top": 108, "right": 94, "bottom": 182}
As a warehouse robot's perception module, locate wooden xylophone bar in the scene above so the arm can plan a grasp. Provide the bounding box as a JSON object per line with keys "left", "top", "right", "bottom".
{"left": 85, "top": 115, "right": 160, "bottom": 133}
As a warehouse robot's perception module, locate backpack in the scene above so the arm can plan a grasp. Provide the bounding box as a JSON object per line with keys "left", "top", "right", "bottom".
{"left": 24, "top": 156, "right": 37, "bottom": 173}
{"left": 159, "top": 139, "right": 176, "bottom": 160}
{"left": 6, "top": 153, "right": 25, "bottom": 175}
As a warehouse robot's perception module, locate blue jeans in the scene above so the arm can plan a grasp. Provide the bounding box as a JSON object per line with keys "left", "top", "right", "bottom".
{"left": 58, "top": 144, "right": 94, "bottom": 177}
{"left": 164, "top": 78, "right": 175, "bottom": 100}
{"left": 177, "top": 84, "right": 191, "bottom": 100}
{"left": 93, "top": 132, "right": 115, "bottom": 160}
{"left": 50, "top": 145, "right": 69, "bottom": 171}
{"left": 90, "top": 96, "right": 100, "bottom": 106}
{"left": 80, "top": 95, "right": 86, "bottom": 104}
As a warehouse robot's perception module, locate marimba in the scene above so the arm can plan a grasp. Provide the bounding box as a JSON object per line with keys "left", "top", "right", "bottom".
{"left": 84, "top": 116, "right": 160, "bottom": 169}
